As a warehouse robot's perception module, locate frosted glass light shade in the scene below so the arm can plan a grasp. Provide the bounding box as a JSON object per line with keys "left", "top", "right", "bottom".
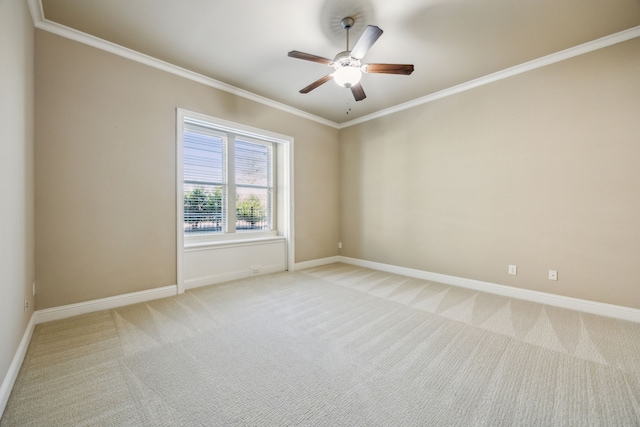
{"left": 333, "top": 66, "right": 362, "bottom": 87}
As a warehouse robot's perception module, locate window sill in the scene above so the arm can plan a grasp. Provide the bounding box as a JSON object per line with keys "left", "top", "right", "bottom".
{"left": 184, "top": 235, "right": 286, "bottom": 252}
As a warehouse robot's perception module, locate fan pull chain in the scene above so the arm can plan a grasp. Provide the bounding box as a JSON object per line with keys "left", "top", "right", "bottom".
{"left": 345, "top": 89, "right": 352, "bottom": 115}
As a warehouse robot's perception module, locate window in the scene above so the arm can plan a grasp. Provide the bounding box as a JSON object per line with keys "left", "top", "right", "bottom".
{"left": 181, "top": 116, "right": 275, "bottom": 238}
{"left": 176, "top": 108, "right": 294, "bottom": 293}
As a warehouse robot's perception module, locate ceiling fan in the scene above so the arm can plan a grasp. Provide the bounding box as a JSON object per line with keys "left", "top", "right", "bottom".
{"left": 288, "top": 17, "right": 414, "bottom": 102}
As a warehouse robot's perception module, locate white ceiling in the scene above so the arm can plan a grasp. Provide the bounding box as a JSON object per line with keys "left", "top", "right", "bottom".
{"left": 39, "top": 0, "right": 640, "bottom": 125}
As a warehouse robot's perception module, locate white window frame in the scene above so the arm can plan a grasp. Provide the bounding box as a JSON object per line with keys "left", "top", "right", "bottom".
{"left": 176, "top": 108, "right": 295, "bottom": 293}
{"left": 182, "top": 121, "right": 276, "bottom": 241}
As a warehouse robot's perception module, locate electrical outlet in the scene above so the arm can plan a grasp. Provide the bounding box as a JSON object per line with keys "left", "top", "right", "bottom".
{"left": 24, "top": 297, "right": 29, "bottom": 312}
{"left": 508, "top": 265, "right": 517, "bottom": 275}
{"left": 250, "top": 265, "right": 260, "bottom": 276}
{"left": 549, "top": 270, "right": 558, "bottom": 281}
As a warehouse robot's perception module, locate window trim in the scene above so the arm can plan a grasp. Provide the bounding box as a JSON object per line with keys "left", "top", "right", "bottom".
{"left": 176, "top": 108, "right": 295, "bottom": 293}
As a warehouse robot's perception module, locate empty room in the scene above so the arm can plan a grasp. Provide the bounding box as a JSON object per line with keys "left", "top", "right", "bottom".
{"left": 2, "top": 0, "right": 640, "bottom": 425}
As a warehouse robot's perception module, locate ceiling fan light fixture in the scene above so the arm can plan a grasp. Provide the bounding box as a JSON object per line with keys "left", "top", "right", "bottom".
{"left": 333, "top": 66, "right": 362, "bottom": 88}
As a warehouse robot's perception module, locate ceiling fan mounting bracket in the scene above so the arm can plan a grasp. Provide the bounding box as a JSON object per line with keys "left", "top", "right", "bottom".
{"left": 340, "top": 17, "right": 355, "bottom": 30}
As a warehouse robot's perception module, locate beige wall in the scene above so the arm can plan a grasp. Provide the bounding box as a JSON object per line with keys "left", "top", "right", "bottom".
{"left": 0, "top": 0, "right": 35, "bottom": 407}
{"left": 31, "top": 20, "right": 640, "bottom": 312}
{"left": 340, "top": 38, "right": 640, "bottom": 309}
{"left": 35, "top": 30, "right": 339, "bottom": 310}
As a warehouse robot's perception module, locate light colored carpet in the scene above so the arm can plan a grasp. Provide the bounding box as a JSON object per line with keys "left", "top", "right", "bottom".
{"left": 2, "top": 263, "right": 640, "bottom": 426}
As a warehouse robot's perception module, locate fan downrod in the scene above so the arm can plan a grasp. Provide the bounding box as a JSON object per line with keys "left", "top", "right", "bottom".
{"left": 341, "top": 17, "right": 355, "bottom": 51}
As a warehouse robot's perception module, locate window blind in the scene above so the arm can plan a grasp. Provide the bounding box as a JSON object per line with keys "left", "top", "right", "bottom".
{"left": 183, "top": 123, "right": 226, "bottom": 234}
{"left": 182, "top": 118, "right": 275, "bottom": 236}
{"left": 235, "top": 138, "right": 273, "bottom": 231}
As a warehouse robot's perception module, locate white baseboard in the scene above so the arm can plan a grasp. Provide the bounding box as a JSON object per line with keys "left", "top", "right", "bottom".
{"left": 4, "top": 257, "right": 637, "bottom": 419}
{"left": 184, "top": 264, "right": 286, "bottom": 290}
{"left": 0, "top": 313, "right": 36, "bottom": 418}
{"left": 34, "top": 285, "right": 178, "bottom": 324}
{"left": 338, "top": 256, "right": 640, "bottom": 323}
{"left": 294, "top": 256, "right": 341, "bottom": 271}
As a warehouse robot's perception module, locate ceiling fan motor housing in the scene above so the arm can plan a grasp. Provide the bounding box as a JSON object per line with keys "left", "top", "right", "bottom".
{"left": 332, "top": 51, "right": 361, "bottom": 68}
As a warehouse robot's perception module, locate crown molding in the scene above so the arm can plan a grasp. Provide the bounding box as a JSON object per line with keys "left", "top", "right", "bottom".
{"left": 27, "top": 0, "right": 339, "bottom": 129}
{"left": 26, "top": 0, "right": 43, "bottom": 24}
{"left": 28, "top": 0, "right": 640, "bottom": 130}
{"left": 339, "top": 25, "right": 640, "bottom": 128}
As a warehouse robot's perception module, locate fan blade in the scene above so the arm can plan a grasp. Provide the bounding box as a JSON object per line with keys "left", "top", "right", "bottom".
{"left": 350, "top": 25, "right": 383, "bottom": 60}
{"left": 350, "top": 83, "right": 366, "bottom": 101}
{"left": 364, "top": 63, "right": 414, "bottom": 75}
{"left": 288, "top": 51, "right": 333, "bottom": 65}
{"left": 299, "top": 74, "right": 333, "bottom": 94}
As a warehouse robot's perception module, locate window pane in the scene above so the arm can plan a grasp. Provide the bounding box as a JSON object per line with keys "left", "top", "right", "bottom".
{"left": 236, "top": 187, "right": 271, "bottom": 231}
{"left": 184, "top": 184, "right": 225, "bottom": 234}
{"left": 235, "top": 139, "right": 272, "bottom": 232}
{"left": 184, "top": 125, "right": 226, "bottom": 234}
{"left": 183, "top": 128, "right": 225, "bottom": 185}
{"left": 235, "top": 139, "right": 270, "bottom": 187}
